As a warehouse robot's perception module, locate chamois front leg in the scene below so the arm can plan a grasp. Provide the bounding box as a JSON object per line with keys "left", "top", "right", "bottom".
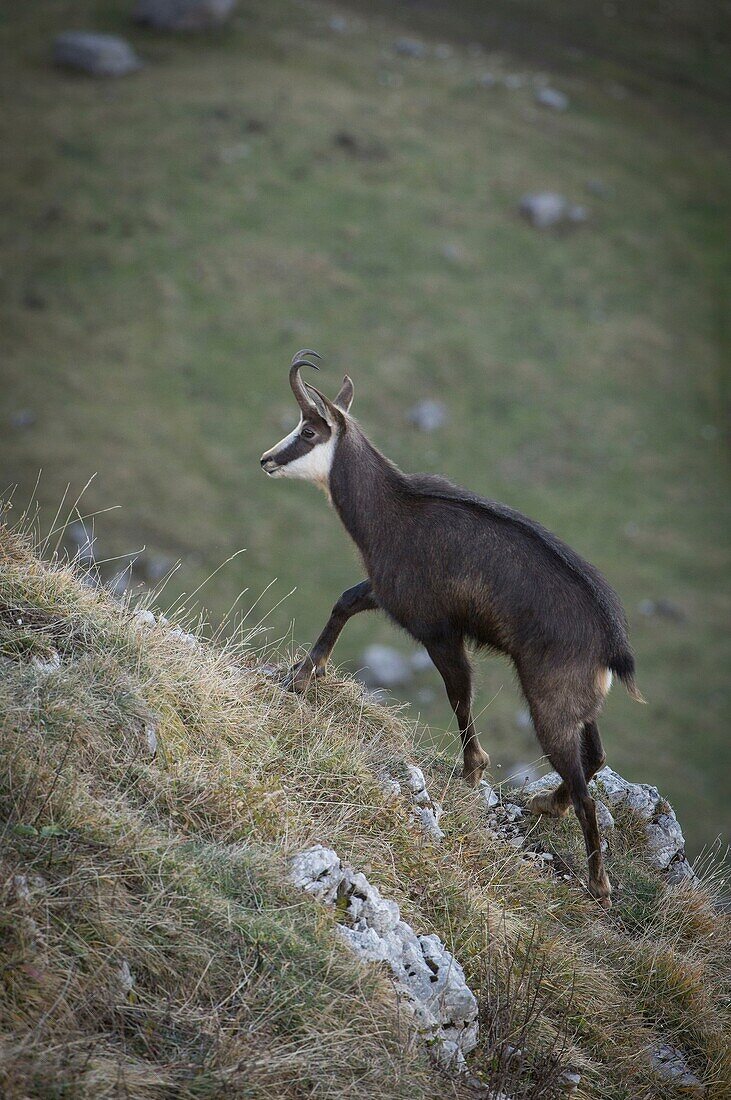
{"left": 426, "top": 637, "right": 490, "bottom": 788}
{"left": 283, "top": 580, "right": 378, "bottom": 693}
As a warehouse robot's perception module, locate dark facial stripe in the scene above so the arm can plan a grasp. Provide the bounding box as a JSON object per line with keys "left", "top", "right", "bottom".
{"left": 274, "top": 436, "right": 313, "bottom": 466}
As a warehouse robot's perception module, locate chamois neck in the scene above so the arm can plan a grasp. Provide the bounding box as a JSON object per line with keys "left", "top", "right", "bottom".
{"left": 328, "top": 423, "right": 406, "bottom": 555}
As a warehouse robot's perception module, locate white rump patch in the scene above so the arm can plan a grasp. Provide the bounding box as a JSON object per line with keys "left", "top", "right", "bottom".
{"left": 596, "top": 668, "right": 613, "bottom": 696}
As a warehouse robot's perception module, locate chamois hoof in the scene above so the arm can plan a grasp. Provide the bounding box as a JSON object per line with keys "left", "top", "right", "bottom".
{"left": 528, "top": 791, "right": 569, "bottom": 819}
{"left": 280, "top": 661, "right": 325, "bottom": 694}
{"left": 462, "top": 749, "right": 490, "bottom": 789}
{"left": 589, "top": 878, "right": 612, "bottom": 911}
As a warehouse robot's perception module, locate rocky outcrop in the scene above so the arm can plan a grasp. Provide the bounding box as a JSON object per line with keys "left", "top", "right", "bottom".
{"left": 522, "top": 766, "right": 696, "bottom": 883}
{"left": 288, "top": 845, "right": 478, "bottom": 1068}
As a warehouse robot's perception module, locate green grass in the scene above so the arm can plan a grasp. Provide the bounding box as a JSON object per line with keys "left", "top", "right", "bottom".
{"left": 1, "top": 0, "right": 729, "bottom": 855}
{"left": 2, "top": 523, "right": 730, "bottom": 1098}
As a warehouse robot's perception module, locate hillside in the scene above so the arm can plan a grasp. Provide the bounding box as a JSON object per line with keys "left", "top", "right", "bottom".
{"left": 1, "top": 2, "right": 729, "bottom": 854}
{"left": 1, "top": 523, "right": 730, "bottom": 1099}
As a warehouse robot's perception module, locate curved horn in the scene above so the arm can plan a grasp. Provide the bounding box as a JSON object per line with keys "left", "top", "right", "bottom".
{"left": 291, "top": 349, "right": 321, "bottom": 365}
{"left": 289, "top": 352, "right": 321, "bottom": 415}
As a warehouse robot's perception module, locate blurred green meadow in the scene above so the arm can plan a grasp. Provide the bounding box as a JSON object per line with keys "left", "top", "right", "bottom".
{"left": 1, "top": 0, "right": 729, "bottom": 853}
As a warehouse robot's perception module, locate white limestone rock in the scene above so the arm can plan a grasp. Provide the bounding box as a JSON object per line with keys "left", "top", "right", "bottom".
{"left": 342, "top": 869, "right": 400, "bottom": 935}
{"left": 288, "top": 844, "right": 343, "bottom": 904}
{"left": 592, "top": 767, "right": 657, "bottom": 818}
{"left": 117, "top": 959, "right": 135, "bottom": 995}
{"left": 379, "top": 777, "right": 402, "bottom": 801}
{"left": 31, "top": 650, "right": 61, "bottom": 674}
{"left": 524, "top": 767, "right": 688, "bottom": 873}
{"left": 645, "top": 812, "right": 686, "bottom": 870}
{"left": 478, "top": 781, "right": 499, "bottom": 809}
{"left": 415, "top": 805, "right": 445, "bottom": 841}
{"left": 405, "top": 764, "right": 427, "bottom": 795}
{"left": 594, "top": 799, "right": 615, "bottom": 833}
{"left": 289, "top": 846, "right": 478, "bottom": 1067}
{"left": 404, "top": 764, "right": 444, "bottom": 841}
{"left": 133, "top": 608, "right": 157, "bottom": 629}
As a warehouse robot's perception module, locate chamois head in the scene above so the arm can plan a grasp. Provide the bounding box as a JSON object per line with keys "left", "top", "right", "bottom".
{"left": 260, "top": 350, "right": 354, "bottom": 485}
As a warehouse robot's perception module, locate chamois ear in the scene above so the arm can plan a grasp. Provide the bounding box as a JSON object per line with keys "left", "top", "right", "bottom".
{"left": 333, "top": 375, "right": 354, "bottom": 413}
{"left": 306, "top": 387, "right": 330, "bottom": 421}
{"left": 305, "top": 383, "right": 346, "bottom": 428}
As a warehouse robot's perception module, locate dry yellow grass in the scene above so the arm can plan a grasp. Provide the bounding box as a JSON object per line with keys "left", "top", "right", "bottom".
{"left": 1, "top": 517, "right": 729, "bottom": 1099}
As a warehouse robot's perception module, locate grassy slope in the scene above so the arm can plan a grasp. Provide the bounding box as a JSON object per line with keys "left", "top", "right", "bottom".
{"left": 1, "top": 1, "right": 729, "bottom": 853}
{"left": 2, "top": 524, "right": 731, "bottom": 1099}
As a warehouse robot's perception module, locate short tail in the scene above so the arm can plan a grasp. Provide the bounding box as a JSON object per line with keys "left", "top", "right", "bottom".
{"left": 609, "top": 652, "right": 646, "bottom": 704}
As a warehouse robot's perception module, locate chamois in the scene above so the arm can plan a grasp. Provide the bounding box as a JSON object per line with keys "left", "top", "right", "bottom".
{"left": 260, "top": 351, "right": 644, "bottom": 908}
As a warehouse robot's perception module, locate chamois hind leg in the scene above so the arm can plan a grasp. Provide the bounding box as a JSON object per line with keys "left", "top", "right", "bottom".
{"left": 521, "top": 668, "right": 611, "bottom": 907}
{"left": 528, "top": 719, "right": 607, "bottom": 818}
{"left": 530, "top": 720, "right": 611, "bottom": 908}
{"left": 426, "top": 637, "right": 490, "bottom": 788}
{"left": 283, "top": 580, "right": 378, "bottom": 692}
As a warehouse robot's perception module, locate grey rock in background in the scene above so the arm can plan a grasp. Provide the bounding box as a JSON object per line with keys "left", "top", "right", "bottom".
{"left": 519, "top": 192, "right": 588, "bottom": 229}
{"left": 133, "top": 0, "right": 237, "bottom": 31}
{"left": 9, "top": 409, "right": 36, "bottom": 430}
{"left": 535, "top": 86, "right": 569, "bottom": 111}
{"left": 53, "top": 32, "right": 142, "bottom": 77}
{"left": 360, "top": 644, "right": 412, "bottom": 688}
{"left": 407, "top": 399, "right": 448, "bottom": 432}
{"left": 410, "top": 648, "right": 434, "bottom": 673}
{"left": 393, "top": 37, "right": 427, "bottom": 59}
{"left": 585, "top": 177, "right": 612, "bottom": 198}
{"left": 637, "top": 597, "right": 686, "bottom": 622}
{"left": 67, "top": 520, "right": 96, "bottom": 563}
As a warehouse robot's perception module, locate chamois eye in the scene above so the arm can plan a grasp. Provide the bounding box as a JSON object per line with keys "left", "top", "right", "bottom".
{"left": 301, "top": 427, "right": 316, "bottom": 440}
